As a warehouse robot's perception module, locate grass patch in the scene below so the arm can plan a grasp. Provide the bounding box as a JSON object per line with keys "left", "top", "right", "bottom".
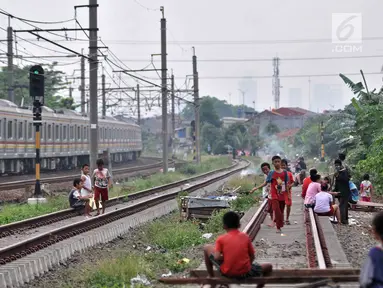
{"left": 0, "top": 196, "right": 68, "bottom": 225}
{"left": 228, "top": 176, "right": 256, "bottom": 194}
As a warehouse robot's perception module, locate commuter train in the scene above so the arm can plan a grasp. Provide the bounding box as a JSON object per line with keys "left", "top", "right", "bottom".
{"left": 0, "top": 99, "right": 142, "bottom": 174}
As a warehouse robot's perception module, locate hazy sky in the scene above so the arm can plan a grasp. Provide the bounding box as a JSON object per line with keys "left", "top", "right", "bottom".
{"left": 1, "top": 0, "right": 383, "bottom": 117}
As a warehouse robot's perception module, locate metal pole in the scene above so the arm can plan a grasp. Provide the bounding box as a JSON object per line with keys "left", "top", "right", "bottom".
{"left": 320, "top": 121, "right": 325, "bottom": 162}
{"left": 7, "top": 24, "right": 14, "bottom": 103}
{"left": 161, "top": 7, "right": 168, "bottom": 173}
{"left": 89, "top": 0, "right": 98, "bottom": 171}
{"left": 69, "top": 86, "right": 73, "bottom": 99}
{"left": 136, "top": 84, "right": 140, "bottom": 125}
{"left": 192, "top": 47, "right": 201, "bottom": 164}
{"left": 171, "top": 74, "right": 175, "bottom": 138}
{"left": 80, "top": 56, "right": 85, "bottom": 114}
{"left": 34, "top": 118, "right": 41, "bottom": 197}
{"left": 102, "top": 74, "right": 106, "bottom": 117}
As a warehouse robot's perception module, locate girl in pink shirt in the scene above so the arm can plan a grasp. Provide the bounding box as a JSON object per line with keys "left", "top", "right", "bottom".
{"left": 304, "top": 174, "right": 321, "bottom": 208}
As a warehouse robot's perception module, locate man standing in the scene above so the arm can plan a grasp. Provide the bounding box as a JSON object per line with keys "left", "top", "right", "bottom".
{"left": 92, "top": 158, "right": 111, "bottom": 215}
{"left": 333, "top": 159, "right": 350, "bottom": 224}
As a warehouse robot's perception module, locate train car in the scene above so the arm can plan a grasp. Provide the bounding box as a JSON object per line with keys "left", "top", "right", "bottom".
{"left": 0, "top": 99, "right": 142, "bottom": 174}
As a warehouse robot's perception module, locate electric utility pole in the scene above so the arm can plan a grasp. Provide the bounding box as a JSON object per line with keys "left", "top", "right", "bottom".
{"left": 161, "top": 6, "right": 168, "bottom": 173}
{"left": 80, "top": 56, "right": 85, "bottom": 114}
{"left": 192, "top": 47, "right": 201, "bottom": 164}
{"left": 171, "top": 74, "right": 175, "bottom": 139}
{"left": 136, "top": 84, "right": 140, "bottom": 125}
{"left": 7, "top": 21, "right": 14, "bottom": 103}
{"left": 89, "top": 0, "right": 98, "bottom": 171}
{"left": 102, "top": 74, "right": 106, "bottom": 117}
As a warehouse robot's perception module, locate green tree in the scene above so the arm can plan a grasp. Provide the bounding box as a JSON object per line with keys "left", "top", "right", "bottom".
{"left": 263, "top": 122, "right": 280, "bottom": 135}
{"left": 0, "top": 62, "right": 68, "bottom": 109}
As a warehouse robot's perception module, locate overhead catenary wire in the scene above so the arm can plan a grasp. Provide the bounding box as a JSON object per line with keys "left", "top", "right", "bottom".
{"left": 0, "top": 8, "right": 75, "bottom": 25}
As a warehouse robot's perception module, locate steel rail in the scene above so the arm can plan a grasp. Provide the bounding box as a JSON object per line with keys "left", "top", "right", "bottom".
{"left": 308, "top": 208, "right": 326, "bottom": 269}
{"left": 0, "top": 157, "right": 170, "bottom": 191}
{"left": 0, "top": 160, "right": 250, "bottom": 264}
{"left": 0, "top": 160, "right": 236, "bottom": 238}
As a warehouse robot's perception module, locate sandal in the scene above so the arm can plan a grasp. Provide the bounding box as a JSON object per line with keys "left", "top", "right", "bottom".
{"left": 285, "top": 220, "right": 291, "bottom": 225}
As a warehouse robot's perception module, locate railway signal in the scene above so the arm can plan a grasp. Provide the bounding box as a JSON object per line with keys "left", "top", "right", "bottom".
{"left": 29, "top": 65, "right": 45, "bottom": 200}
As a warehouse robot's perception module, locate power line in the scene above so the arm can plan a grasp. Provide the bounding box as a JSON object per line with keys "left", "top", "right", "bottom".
{"left": 0, "top": 8, "right": 75, "bottom": 24}
{"left": 116, "top": 55, "right": 383, "bottom": 63}
{"left": 177, "top": 71, "right": 382, "bottom": 80}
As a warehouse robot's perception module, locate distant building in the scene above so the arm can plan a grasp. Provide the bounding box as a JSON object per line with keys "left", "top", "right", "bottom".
{"left": 221, "top": 117, "right": 248, "bottom": 128}
{"left": 312, "top": 84, "right": 344, "bottom": 112}
{"left": 246, "top": 107, "right": 316, "bottom": 136}
{"left": 288, "top": 88, "right": 303, "bottom": 107}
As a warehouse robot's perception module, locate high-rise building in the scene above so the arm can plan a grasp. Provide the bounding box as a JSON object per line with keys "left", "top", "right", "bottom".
{"left": 288, "top": 88, "right": 303, "bottom": 108}
{"left": 312, "top": 84, "right": 344, "bottom": 112}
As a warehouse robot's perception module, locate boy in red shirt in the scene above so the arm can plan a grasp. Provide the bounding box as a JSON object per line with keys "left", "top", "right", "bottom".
{"left": 281, "top": 159, "right": 294, "bottom": 225}
{"left": 203, "top": 211, "right": 272, "bottom": 287}
{"left": 265, "top": 155, "right": 289, "bottom": 233}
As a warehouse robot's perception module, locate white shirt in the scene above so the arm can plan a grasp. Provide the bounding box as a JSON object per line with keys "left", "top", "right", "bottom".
{"left": 360, "top": 180, "right": 372, "bottom": 197}
{"left": 262, "top": 174, "right": 270, "bottom": 199}
{"left": 314, "top": 191, "right": 333, "bottom": 213}
{"left": 81, "top": 174, "right": 92, "bottom": 196}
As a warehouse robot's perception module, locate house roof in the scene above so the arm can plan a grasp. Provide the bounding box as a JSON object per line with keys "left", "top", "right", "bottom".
{"left": 274, "top": 107, "right": 313, "bottom": 116}
{"left": 275, "top": 128, "right": 300, "bottom": 139}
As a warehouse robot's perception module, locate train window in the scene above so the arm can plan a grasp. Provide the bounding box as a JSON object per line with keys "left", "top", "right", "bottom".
{"left": 1, "top": 119, "right": 4, "bottom": 139}
{"left": 18, "top": 122, "right": 23, "bottom": 139}
{"left": 83, "top": 127, "right": 87, "bottom": 140}
{"left": 70, "top": 126, "right": 74, "bottom": 139}
{"left": 8, "top": 121, "right": 12, "bottom": 139}
{"left": 77, "top": 126, "right": 81, "bottom": 139}
{"left": 28, "top": 123, "right": 32, "bottom": 139}
{"left": 47, "top": 124, "right": 52, "bottom": 140}
{"left": 55, "top": 125, "right": 59, "bottom": 140}
{"left": 63, "top": 126, "right": 67, "bottom": 140}
{"left": 41, "top": 123, "right": 44, "bottom": 140}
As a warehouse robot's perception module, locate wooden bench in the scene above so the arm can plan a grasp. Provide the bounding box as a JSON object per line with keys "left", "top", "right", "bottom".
{"left": 159, "top": 269, "right": 360, "bottom": 286}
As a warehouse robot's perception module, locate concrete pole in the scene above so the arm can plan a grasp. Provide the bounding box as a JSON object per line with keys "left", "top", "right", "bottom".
{"left": 161, "top": 7, "right": 168, "bottom": 173}
{"left": 89, "top": 0, "right": 98, "bottom": 171}
{"left": 136, "top": 84, "right": 140, "bottom": 125}
{"left": 102, "top": 74, "right": 106, "bottom": 117}
{"left": 7, "top": 24, "right": 14, "bottom": 103}
{"left": 80, "top": 56, "right": 85, "bottom": 114}
{"left": 192, "top": 47, "right": 201, "bottom": 164}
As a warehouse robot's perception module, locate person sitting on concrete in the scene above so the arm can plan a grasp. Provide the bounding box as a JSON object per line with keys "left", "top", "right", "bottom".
{"left": 313, "top": 183, "right": 340, "bottom": 224}
{"left": 202, "top": 211, "right": 272, "bottom": 288}
{"left": 69, "top": 178, "right": 93, "bottom": 218}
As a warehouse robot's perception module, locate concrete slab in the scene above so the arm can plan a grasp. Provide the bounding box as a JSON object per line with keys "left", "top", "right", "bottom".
{"left": 318, "top": 216, "right": 351, "bottom": 268}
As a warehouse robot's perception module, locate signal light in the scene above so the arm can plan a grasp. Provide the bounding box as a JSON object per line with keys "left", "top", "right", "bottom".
{"left": 29, "top": 65, "right": 45, "bottom": 102}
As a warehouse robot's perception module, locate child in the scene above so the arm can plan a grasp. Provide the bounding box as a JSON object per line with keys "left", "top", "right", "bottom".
{"left": 92, "top": 158, "right": 112, "bottom": 215}
{"left": 304, "top": 174, "right": 321, "bottom": 208}
{"left": 281, "top": 159, "right": 294, "bottom": 225}
{"left": 250, "top": 163, "right": 272, "bottom": 220}
{"left": 68, "top": 178, "right": 92, "bottom": 217}
{"left": 349, "top": 181, "right": 359, "bottom": 209}
{"left": 313, "top": 183, "right": 340, "bottom": 224}
{"left": 359, "top": 211, "right": 383, "bottom": 287}
{"left": 81, "top": 164, "right": 93, "bottom": 217}
{"left": 266, "top": 155, "right": 289, "bottom": 233}
{"left": 301, "top": 168, "right": 317, "bottom": 199}
{"left": 360, "top": 174, "right": 373, "bottom": 202}
{"left": 203, "top": 211, "right": 272, "bottom": 288}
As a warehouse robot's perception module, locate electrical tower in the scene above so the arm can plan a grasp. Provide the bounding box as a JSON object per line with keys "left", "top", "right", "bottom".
{"left": 272, "top": 57, "right": 280, "bottom": 109}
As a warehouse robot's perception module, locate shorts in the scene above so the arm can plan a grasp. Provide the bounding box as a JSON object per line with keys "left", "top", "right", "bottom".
{"left": 209, "top": 254, "right": 263, "bottom": 278}
{"left": 316, "top": 205, "right": 335, "bottom": 216}
{"left": 305, "top": 204, "right": 314, "bottom": 209}
{"left": 284, "top": 190, "right": 292, "bottom": 206}
{"left": 94, "top": 186, "right": 109, "bottom": 202}
{"left": 71, "top": 199, "right": 85, "bottom": 209}
{"left": 361, "top": 196, "right": 371, "bottom": 202}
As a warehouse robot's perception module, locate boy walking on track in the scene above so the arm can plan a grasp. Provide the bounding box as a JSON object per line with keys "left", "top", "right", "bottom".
{"left": 281, "top": 159, "right": 294, "bottom": 225}
{"left": 92, "top": 158, "right": 111, "bottom": 215}
{"left": 203, "top": 211, "right": 272, "bottom": 288}
{"left": 250, "top": 162, "right": 272, "bottom": 220}
{"left": 266, "top": 155, "right": 289, "bottom": 233}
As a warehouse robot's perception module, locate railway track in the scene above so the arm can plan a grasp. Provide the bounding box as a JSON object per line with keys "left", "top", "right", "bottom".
{"left": 0, "top": 157, "right": 171, "bottom": 191}
{"left": 0, "top": 159, "right": 249, "bottom": 288}
{"left": 161, "top": 188, "right": 360, "bottom": 287}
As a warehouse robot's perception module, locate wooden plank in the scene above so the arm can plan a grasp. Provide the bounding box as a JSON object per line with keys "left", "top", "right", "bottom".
{"left": 159, "top": 275, "right": 359, "bottom": 285}
{"left": 189, "top": 269, "right": 360, "bottom": 278}
{"left": 356, "top": 201, "right": 383, "bottom": 208}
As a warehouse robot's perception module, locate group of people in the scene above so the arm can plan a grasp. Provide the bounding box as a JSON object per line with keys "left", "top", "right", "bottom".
{"left": 201, "top": 153, "right": 382, "bottom": 288}
{"left": 68, "top": 158, "right": 111, "bottom": 217}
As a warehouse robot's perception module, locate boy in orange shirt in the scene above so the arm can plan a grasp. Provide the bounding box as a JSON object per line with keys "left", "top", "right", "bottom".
{"left": 203, "top": 211, "right": 272, "bottom": 287}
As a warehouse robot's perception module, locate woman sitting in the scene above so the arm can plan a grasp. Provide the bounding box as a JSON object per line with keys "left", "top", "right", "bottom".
{"left": 313, "top": 183, "right": 341, "bottom": 223}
